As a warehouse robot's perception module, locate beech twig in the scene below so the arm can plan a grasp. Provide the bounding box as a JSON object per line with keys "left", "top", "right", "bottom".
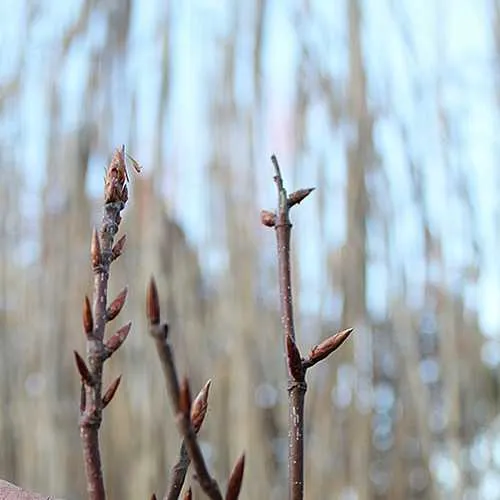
{"left": 76, "top": 146, "right": 134, "bottom": 500}
{"left": 147, "top": 278, "right": 227, "bottom": 500}
{"left": 261, "top": 154, "right": 352, "bottom": 500}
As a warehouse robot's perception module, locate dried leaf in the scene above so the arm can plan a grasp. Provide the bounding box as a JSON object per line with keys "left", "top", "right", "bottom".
{"left": 225, "top": 454, "right": 245, "bottom": 500}
{"left": 106, "top": 286, "right": 128, "bottom": 321}
{"left": 147, "top": 277, "right": 161, "bottom": 325}
{"left": 102, "top": 375, "right": 122, "bottom": 409}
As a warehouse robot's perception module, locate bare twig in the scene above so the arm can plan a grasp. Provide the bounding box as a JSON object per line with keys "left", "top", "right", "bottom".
{"left": 77, "top": 146, "right": 133, "bottom": 500}
{"left": 147, "top": 278, "right": 224, "bottom": 500}
{"left": 262, "top": 154, "right": 350, "bottom": 500}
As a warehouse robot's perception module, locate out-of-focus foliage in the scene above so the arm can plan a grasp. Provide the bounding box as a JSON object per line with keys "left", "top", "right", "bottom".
{"left": 0, "top": 1, "right": 499, "bottom": 499}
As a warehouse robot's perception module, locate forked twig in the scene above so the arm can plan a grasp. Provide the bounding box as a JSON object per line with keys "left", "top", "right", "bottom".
{"left": 147, "top": 278, "right": 244, "bottom": 500}
{"left": 261, "top": 154, "right": 352, "bottom": 500}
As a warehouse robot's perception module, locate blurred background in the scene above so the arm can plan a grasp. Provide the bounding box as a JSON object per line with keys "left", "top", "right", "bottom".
{"left": 0, "top": 0, "right": 499, "bottom": 499}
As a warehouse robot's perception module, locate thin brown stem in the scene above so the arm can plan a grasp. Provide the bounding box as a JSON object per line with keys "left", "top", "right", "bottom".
{"left": 147, "top": 278, "right": 223, "bottom": 500}
{"left": 78, "top": 147, "right": 131, "bottom": 500}
{"left": 263, "top": 156, "right": 351, "bottom": 499}
{"left": 264, "top": 155, "right": 317, "bottom": 500}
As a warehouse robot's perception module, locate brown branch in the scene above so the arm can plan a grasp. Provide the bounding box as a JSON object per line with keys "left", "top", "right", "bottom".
{"left": 269, "top": 155, "right": 307, "bottom": 500}
{"left": 78, "top": 147, "right": 133, "bottom": 500}
{"left": 147, "top": 278, "right": 223, "bottom": 500}
{"left": 262, "top": 155, "right": 351, "bottom": 500}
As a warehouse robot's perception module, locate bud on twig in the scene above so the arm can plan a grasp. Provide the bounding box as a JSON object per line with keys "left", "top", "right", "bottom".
{"left": 303, "top": 328, "right": 353, "bottom": 369}
{"left": 74, "top": 351, "right": 93, "bottom": 387}
{"left": 150, "top": 494, "right": 158, "bottom": 500}
{"left": 225, "top": 454, "right": 245, "bottom": 500}
{"left": 287, "top": 187, "right": 315, "bottom": 208}
{"left": 106, "top": 286, "right": 128, "bottom": 321}
{"left": 91, "top": 227, "right": 101, "bottom": 269}
{"left": 102, "top": 375, "right": 122, "bottom": 409}
{"left": 191, "top": 380, "right": 211, "bottom": 433}
{"left": 111, "top": 234, "right": 126, "bottom": 262}
{"left": 82, "top": 295, "right": 93, "bottom": 337}
{"left": 183, "top": 488, "right": 192, "bottom": 500}
{"left": 179, "top": 377, "right": 192, "bottom": 417}
{"left": 104, "top": 321, "right": 132, "bottom": 358}
{"left": 260, "top": 210, "right": 276, "bottom": 227}
{"left": 147, "top": 277, "right": 161, "bottom": 325}
{"left": 286, "top": 335, "right": 304, "bottom": 381}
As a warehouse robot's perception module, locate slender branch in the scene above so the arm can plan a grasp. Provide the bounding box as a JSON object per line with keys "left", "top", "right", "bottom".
{"left": 262, "top": 155, "right": 352, "bottom": 500}
{"left": 147, "top": 278, "right": 223, "bottom": 500}
{"left": 77, "top": 147, "right": 132, "bottom": 500}
{"left": 270, "top": 155, "right": 306, "bottom": 500}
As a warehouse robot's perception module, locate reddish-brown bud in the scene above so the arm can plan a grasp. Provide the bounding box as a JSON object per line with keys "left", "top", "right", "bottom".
{"left": 150, "top": 494, "right": 158, "bottom": 500}
{"left": 111, "top": 234, "right": 126, "bottom": 262}
{"left": 287, "top": 187, "right": 315, "bottom": 208}
{"left": 179, "top": 377, "right": 192, "bottom": 417}
{"left": 260, "top": 210, "right": 276, "bottom": 227}
{"left": 147, "top": 277, "right": 161, "bottom": 325}
{"left": 304, "top": 328, "right": 353, "bottom": 368}
{"left": 183, "top": 488, "right": 192, "bottom": 500}
{"left": 104, "top": 147, "right": 128, "bottom": 204}
{"left": 102, "top": 375, "right": 122, "bottom": 409}
{"left": 106, "top": 286, "right": 128, "bottom": 321}
{"left": 82, "top": 295, "right": 93, "bottom": 337}
{"left": 104, "top": 321, "right": 132, "bottom": 358}
{"left": 91, "top": 227, "right": 101, "bottom": 269}
{"left": 74, "top": 351, "right": 93, "bottom": 387}
{"left": 225, "top": 453, "right": 245, "bottom": 500}
{"left": 286, "top": 335, "right": 304, "bottom": 381}
{"left": 191, "top": 379, "right": 211, "bottom": 433}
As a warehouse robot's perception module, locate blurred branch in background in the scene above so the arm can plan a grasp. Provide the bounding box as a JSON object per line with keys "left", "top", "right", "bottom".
{"left": 0, "top": 0, "right": 498, "bottom": 499}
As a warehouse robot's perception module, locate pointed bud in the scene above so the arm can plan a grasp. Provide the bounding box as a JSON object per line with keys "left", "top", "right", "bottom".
{"left": 111, "top": 234, "right": 127, "bottom": 262}
{"left": 183, "top": 488, "right": 192, "bottom": 500}
{"left": 179, "top": 377, "right": 192, "bottom": 417}
{"left": 102, "top": 375, "right": 122, "bottom": 409}
{"left": 82, "top": 295, "right": 93, "bottom": 337}
{"left": 225, "top": 453, "right": 245, "bottom": 500}
{"left": 91, "top": 228, "right": 101, "bottom": 268}
{"left": 74, "top": 351, "right": 93, "bottom": 387}
{"left": 150, "top": 494, "right": 158, "bottom": 500}
{"left": 287, "top": 187, "right": 315, "bottom": 208}
{"left": 286, "top": 335, "right": 304, "bottom": 381}
{"left": 191, "top": 379, "right": 211, "bottom": 433}
{"left": 104, "top": 322, "right": 132, "bottom": 359}
{"left": 105, "top": 147, "right": 128, "bottom": 203}
{"left": 147, "top": 277, "right": 161, "bottom": 325}
{"left": 304, "top": 328, "right": 353, "bottom": 368}
{"left": 260, "top": 210, "right": 276, "bottom": 228}
{"left": 106, "top": 286, "right": 128, "bottom": 321}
